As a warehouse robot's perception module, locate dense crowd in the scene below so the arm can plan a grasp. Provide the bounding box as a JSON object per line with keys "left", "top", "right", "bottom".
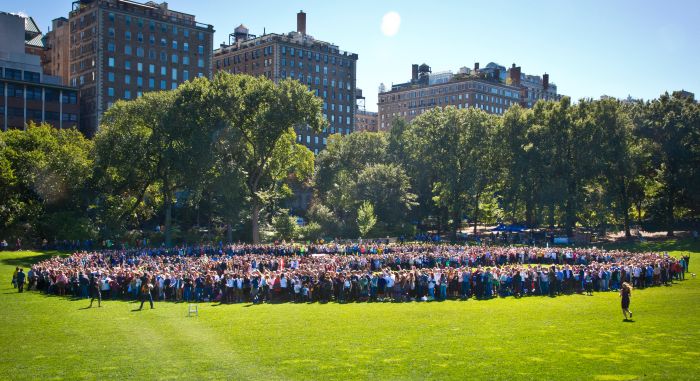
{"left": 14, "top": 244, "right": 690, "bottom": 305}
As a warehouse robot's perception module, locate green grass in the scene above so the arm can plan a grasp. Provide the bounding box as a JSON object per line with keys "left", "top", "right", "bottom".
{"left": 1, "top": 241, "right": 699, "bottom": 380}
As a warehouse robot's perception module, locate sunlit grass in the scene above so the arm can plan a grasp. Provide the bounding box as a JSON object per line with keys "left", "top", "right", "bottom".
{"left": 0, "top": 240, "right": 698, "bottom": 380}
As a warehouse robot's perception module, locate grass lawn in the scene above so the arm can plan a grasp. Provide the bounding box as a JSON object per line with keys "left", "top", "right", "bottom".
{"left": 1, "top": 241, "right": 699, "bottom": 380}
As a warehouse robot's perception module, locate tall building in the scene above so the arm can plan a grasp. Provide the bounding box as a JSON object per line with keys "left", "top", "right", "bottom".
{"left": 52, "top": 0, "right": 214, "bottom": 136}
{"left": 213, "top": 11, "right": 358, "bottom": 154}
{"left": 1, "top": 12, "right": 79, "bottom": 131}
{"left": 378, "top": 62, "right": 561, "bottom": 130}
{"left": 43, "top": 17, "right": 71, "bottom": 86}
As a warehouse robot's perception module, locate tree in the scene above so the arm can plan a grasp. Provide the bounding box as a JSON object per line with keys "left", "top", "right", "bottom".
{"left": 95, "top": 79, "right": 218, "bottom": 245}
{"left": 211, "top": 73, "right": 325, "bottom": 243}
{"left": 357, "top": 201, "right": 377, "bottom": 238}
{"left": 0, "top": 123, "right": 93, "bottom": 240}
{"left": 635, "top": 92, "right": 700, "bottom": 236}
{"left": 353, "top": 163, "right": 417, "bottom": 235}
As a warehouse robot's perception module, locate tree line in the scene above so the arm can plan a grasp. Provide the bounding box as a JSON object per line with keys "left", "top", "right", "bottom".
{"left": 0, "top": 72, "right": 698, "bottom": 245}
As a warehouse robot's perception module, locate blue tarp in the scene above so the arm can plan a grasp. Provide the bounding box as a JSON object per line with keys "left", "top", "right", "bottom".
{"left": 491, "top": 224, "right": 526, "bottom": 232}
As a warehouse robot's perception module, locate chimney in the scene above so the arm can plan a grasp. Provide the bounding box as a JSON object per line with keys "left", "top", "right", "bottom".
{"left": 509, "top": 65, "right": 521, "bottom": 87}
{"left": 412, "top": 64, "right": 419, "bottom": 81}
{"left": 543, "top": 73, "right": 549, "bottom": 90}
{"left": 297, "top": 11, "right": 306, "bottom": 35}
{"left": 474, "top": 62, "right": 479, "bottom": 71}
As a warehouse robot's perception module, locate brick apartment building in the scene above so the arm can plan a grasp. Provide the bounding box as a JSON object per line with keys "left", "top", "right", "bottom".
{"left": 354, "top": 109, "right": 378, "bottom": 132}
{"left": 47, "top": 0, "right": 214, "bottom": 136}
{"left": 213, "top": 11, "right": 358, "bottom": 154}
{"left": 1, "top": 12, "right": 79, "bottom": 131}
{"left": 378, "top": 62, "right": 561, "bottom": 130}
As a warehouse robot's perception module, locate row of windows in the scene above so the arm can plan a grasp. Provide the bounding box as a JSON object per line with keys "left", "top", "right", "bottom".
{"left": 280, "top": 45, "right": 352, "bottom": 68}
{"left": 106, "top": 13, "right": 205, "bottom": 41}
{"left": 1, "top": 68, "right": 40, "bottom": 83}
{"left": 106, "top": 33, "right": 205, "bottom": 54}
{"left": 107, "top": 69, "right": 191, "bottom": 89}
{"left": 2, "top": 107, "right": 77, "bottom": 121}
{"left": 107, "top": 56, "right": 204, "bottom": 69}
{"left": 2, "top": 84, "right": 77, "bottom": 104}
{"left": 106, "top": 72, "right": 204, "bottom": 97}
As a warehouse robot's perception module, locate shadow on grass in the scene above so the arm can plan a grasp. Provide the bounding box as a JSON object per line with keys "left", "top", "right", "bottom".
{"left": 0, "top": 251, "right": 72, "bottom": 268}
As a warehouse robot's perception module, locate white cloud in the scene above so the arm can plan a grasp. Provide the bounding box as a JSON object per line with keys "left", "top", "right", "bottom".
{"left": 381, "top": 11, "right": 401, "bottom": 37}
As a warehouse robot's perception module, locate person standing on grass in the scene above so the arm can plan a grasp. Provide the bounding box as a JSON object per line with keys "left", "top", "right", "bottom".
{"left": 88, "top": 273, "right": 102, "bottom": 308}
{"left": 12, "top": 267, "right": 19, "bottom": 288}
{"left": 16, "top": 268, "right": 25, "bottom": 293}
{"left": 620, "top": 282, "right": 633, "bottom": 320}
{"left": 138, "top": 274, "right": 154, "bottom": 310}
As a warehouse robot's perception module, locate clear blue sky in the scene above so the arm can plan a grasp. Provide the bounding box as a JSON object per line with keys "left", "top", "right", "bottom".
{"left": 4, "top": 0, "right": 699, "bottom": 111}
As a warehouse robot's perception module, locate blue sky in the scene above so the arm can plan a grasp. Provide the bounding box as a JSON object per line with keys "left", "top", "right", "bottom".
{"left": 4, "top": 0, "right": 698, "bottom": 111}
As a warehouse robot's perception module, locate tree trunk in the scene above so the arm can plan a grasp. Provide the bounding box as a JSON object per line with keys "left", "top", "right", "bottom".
{"left": 473, "top": 193, "right": 480, "bottom": 235}
{"left": 226, "top": 221, "right": 233, "bottom": 243}
{"left": 164, "top": 191, "right": 173, "bottom": 247}
{"left": 251, "top": 200, "right": 261, "bottom": 244}
{"left": 621, "top": 180, "right": 631, "bottom": 238}
{"left": 666, "top": 185, "right": 675, "bottom": 237}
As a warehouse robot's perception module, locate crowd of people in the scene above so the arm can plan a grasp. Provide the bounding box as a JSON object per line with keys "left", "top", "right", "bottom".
{"left": 13, "top": 243, "right": 690, "bottom": 306}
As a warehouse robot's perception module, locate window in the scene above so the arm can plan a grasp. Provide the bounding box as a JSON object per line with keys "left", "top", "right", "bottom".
{"left": 198, "top": 32, "right": 204, "bottom": 41}
{"left": 172, "top": 40, "right": 177, "bottom": 50}
{"left": 172, "top": 54, "right": 178, "bottom": 64}
{"left": 198, "top": 45, "right": 204, "bottom": 54}
{"left": 108, "top": 72, "right": 114, "bottom": 82}
{"left": 149, "top": 78, "right": 154, "bottom": 88}
{"left": 171, "top": 82, "right": 177, "bottom": 90}
{"left": 137, "top": 62, "right": 143, "bottom": 72}
{"left": 107, "top": 87, "right": 114, "bottom": 96}
{"left": 108, "top": 41, "right": 115, "bottom": 52}
{"left": 183, "top": 56, "right": 189, "bottom": 65}
{"left": 137, "top": 76, "right": 143, "bottom": 87}
{"left": 183, "top": 70, "right": 189, "bottom": 81}
{"left": 161, "top": 66, "right": 166, "bottom": 75}
{"left": 184, "top": 29, "right": 189, "bottom": 38}
{"left": 24, "top": 71, "right": 40, "bottom": 83}
{"left": 183, "top": 42, "right": 189, "bottom": 52}
{"left": 124, "top": 60, "right": 131, "bottom": 70}
{"left": 125, "top": 74, "right": 131, "bottom": 85}
{"left": 149, "top": 64, "right": 155, "bottom": 74}
{"left": 125, "top": 31, "right": 131, "bottom": 40}
{"left": 171, "top": 68, "right": 177, "bottom": 80}
{"left": 125, "top": 16, "right": 131, "bottom": 26}
{"left": 197, "top": 58, "right": 204, "bottom": 68}
{"left": 137, "top": 32, "right": 143, "bottom": 42}
{"left": 160, "top": 38, "right": 166, "bottom": 47}
{"left": 108, "top": 27, "right": 114, "bottom": 37}
{"left": 124, "top": 44, "right": 132, "bottom": 55}
{"left": 160, "top": 80, "right": 166, "bottom": 90}
{"left": 136, "top": 47, "right": 144, "bottom": 57}
{"left": 108, "top": 57, "right": 115, "bottom": 67}
{"left": 306, "top": 136, "right": 310, "bottom": 144}
{"left": 124, "top": 90, "right": 131, "bottom": 99}
{"left": 149, "top": 34, "right": 155, "bottom": 44}
{"left": 108, "top": 12, "right": 114, "bottom": 22}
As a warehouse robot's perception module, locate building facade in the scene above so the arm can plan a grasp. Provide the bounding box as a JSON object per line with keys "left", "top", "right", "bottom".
{"left": 43, "top": 17, "right": 71, "bottom": 86}
{"left": 354, "top": 110, "right": 378, "bottom": 132}
{"left": 1, "top": 12, "right": 79, "bottom": 131}
{"left": 213, "top": 11, "right": 358, "bottom": 154}
{"left": 53, "top": 0, "right": 213, "bottom": 136}
{"left": 378, "top": 62, "right": 561, "bottom": 130}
